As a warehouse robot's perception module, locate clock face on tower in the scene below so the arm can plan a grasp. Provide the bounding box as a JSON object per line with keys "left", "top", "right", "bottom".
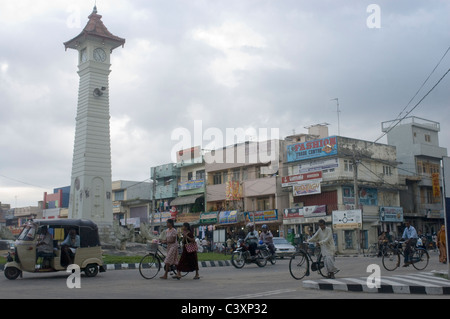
{"left": 93, "top": 48, "right": 107, "bottom": 62}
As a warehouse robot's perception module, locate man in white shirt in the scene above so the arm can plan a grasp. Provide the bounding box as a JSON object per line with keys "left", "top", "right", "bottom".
{"left": 308, "top": 219, "right": 339, "bottom": 278}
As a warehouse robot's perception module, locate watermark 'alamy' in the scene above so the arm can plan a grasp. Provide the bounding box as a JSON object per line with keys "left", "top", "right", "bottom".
{"left": 366, "top": 264, "right": 381, "bottom": 289}
{"left": 66, "top": 264, "right": 81, "bottom": 289}
{"left": 171, "top": 120, "right": 280, "bottom": 166}
{"left": 366, "top": 4, "right": 381, "bottom": 29}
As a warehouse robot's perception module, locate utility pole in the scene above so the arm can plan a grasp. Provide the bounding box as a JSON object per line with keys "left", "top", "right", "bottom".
{"left": 150, "top": 167, "right": 157, "bottom": 232}
{"left": 331, "top": 98, "right": 341, "bottom": 136}
{"left": 352, "top": 144, "right": 362, "bottom": 254}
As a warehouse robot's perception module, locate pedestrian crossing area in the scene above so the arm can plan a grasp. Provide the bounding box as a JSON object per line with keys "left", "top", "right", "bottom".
{"left": 302, "top": 272, "right": 450, "bottom": 295}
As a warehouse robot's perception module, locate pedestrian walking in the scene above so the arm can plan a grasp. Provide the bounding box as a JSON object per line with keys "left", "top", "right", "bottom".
{"left": 437, "top": 225, "right": 447, "bottom": 264}
{"left": 308, "top": 219, "right": 339, "bottom": 278}
{"left": 176, "top": 223, "right": 200, "bottom": 280}
{"left": 160, "top": 219, "right": 178, "bottom": 279}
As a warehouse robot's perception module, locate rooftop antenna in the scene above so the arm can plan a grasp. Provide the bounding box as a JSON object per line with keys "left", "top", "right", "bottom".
{"left": 330, "top": 98, "right": 341, "bottom": 136}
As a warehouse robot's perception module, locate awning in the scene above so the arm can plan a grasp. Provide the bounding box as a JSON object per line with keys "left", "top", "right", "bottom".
{"left": 170, "top": 194, "right": 204, "bottom": 206}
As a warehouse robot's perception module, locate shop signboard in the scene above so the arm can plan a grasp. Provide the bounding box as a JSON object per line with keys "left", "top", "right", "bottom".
{"left": 296, "top": 157, "right": 339, "bottom": 174}
{"left": 178, "top": 179, "right": 205, "bottom": 191}
{"left": 332, "top": 209, "right": 362, "bottom": 230}
{"left": 218, "top": 210, "right": 239, "bottom": 224}
{"left": 343, "top": 186, "right": 378, "bottom": 206}
{"left": 287, "top": 136, "right": 338, "bottom": 162}
{"left": 281, "top": 171, "right": 322, "bottom": 187}
{"left": 432, "top": 173, "right": 441, "bottom": 198}
{"left": 152, "top": 211, "right": 172, "bottom": 224}
{"left": 379, "top": 206, "right": 403, "bottom": 223}
{"left": 293, "top": 179, "right": 321, "bottom": 196}
{"left": 283, "top": 205, "right": 326, "bottom": 219}
{"left": 200, "top": 211, "right": 218, "bottom": 224}
{"left": 244, "top": 210, "right": 278, "bottom": 223}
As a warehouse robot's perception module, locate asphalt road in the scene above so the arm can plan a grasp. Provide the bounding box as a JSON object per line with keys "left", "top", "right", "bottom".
{"left": 1, "top": 250, "right": 448, "bottom": 301}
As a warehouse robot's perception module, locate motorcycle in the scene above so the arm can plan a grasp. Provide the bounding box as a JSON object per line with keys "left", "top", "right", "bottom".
{"left": 231, "top": 239, "right": 268, "bottom": 268}
{"left": 260, "top": 241, "right": 277, "bottom": 265}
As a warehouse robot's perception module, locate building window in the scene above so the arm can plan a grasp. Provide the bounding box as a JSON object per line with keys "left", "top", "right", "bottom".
{"left": 242, "top": 168, "right": 248, "bottom": 181}
{"left": 196, "top": 170, "right": 205, "bottom": 180}
{"left": 187, "top": 172, "right": 193, "bottom": 181}
{"left": 213, "top": 173, "right": 222, "bottom": 185}
{"left": 257, "top": 198, "right": 270, "bottom": 211}
{"left": 383, "top": 166, "right": 392, "bottom": 176}
{"left": 223, "top": 171, "right": 228, "bottom": 183}
{"left": 233, "top": 169, "right": 240, "bottom": 181}
{"left": 344, "top": 160, "right": 353, "bottom": 172}
{"left": 425, "top": 134, "right": 431, "bottom": 142}
{"left": 114, "top": 190, "right": 124, "bottom": 201}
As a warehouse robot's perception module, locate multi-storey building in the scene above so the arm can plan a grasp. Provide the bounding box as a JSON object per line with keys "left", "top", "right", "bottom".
{"left": 282, "top": 124, "right": 403, "bottom": 254}
{"left": 170, "top": 146, "right": 206, "bottom": 214}
{"left": 150, "top": 163, "right": 180, "bottom": 213}
{"left": 382, "top": 116, "right": 448, "bottom": 234}
{"left": 112, "top": 180, "right": 152, "bottom": 227}
{"left": 42, "top": 186, "right": 70, "bottom": 219}
{"left": 205, "top": 140, "right": 289, "bottom": 237}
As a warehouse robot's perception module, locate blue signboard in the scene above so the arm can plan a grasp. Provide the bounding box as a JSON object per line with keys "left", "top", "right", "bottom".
{"left": 287, "top": 136, "right": 338, "bottom": 162}
{"left": 218, "top": 211, "right": 239, "bottom": 224}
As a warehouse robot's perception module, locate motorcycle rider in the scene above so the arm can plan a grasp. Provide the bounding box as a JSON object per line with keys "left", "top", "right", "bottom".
{"left": 259, "top": 224, "right": 276, "bottom": 257}
{"left": 244, "top": 223, "right": 259, "bottom": 259}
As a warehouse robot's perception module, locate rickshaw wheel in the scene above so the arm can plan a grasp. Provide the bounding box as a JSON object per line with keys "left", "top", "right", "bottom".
{"left": 4, "top": 267, "right": 21, "bottom": 280}
{"left": 84, "top": 264, "right": 99, "bottom": 277}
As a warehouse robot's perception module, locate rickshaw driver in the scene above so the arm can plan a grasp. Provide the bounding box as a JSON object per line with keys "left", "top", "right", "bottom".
{"left": 61, "top": 228, "right": 80, "bottom": 266}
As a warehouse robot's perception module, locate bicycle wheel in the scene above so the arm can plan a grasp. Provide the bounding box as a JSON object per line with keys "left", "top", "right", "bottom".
{"left": 139, "top": 253, "right": 161, "bottom": 279}
{"left": 366, "top": 244, "right": 378, "bottom": 257}
{"left": 412, "top": 248, "right": 429, "bottom": 270}
{"left": 382, "top": 249, "right": 400, "bottom": 271}
{"left": 316, "top": 254, "right": 327, "bottom": 278}
{"left": 289, "top": 251, "right": 309, "bottom": 280}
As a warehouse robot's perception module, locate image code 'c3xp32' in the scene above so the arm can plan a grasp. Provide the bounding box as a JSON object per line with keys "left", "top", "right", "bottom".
{"left": 4, "top": 219, "right": 105, "bottom": 280}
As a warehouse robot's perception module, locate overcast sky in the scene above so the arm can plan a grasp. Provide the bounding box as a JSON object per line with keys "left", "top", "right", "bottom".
{"left": 1, "top": 0, "right": 449, "bottom": 208}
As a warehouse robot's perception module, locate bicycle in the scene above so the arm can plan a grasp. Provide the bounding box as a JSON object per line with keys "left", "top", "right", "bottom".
{"left": 365, "top": 243, "right": 379, "bottom": 257}
{"left": 365, "top": 242, "right": 388, "bottom": 257}
{"left": 289, "top": 242, "right": 328, "bottom": 280}
{"left": 382, "top": 240, "right": 429, "bottom": 271}
{"left": 139, "top": 242, "right": 189, "bottom": 279}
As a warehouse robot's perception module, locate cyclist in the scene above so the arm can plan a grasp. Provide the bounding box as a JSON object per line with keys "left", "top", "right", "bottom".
{"left": 259, "top": 224, "right": 276, "bottom": 256}
{"left": 401, "top": 221, "right": 418, "bottom": 267}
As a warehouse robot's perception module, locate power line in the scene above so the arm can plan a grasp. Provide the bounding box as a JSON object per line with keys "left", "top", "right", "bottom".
{"left": 0, "top": 173, "right": 48, "bottom": 190}
{"left": 374, "top": 66, "right": 450, "bottom": 143}
{"left": 374, "top": 45, "right": 450, "bottom": 143}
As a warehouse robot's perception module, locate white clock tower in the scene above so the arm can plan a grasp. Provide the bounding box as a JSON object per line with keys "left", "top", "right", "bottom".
{"left": 64, "top": 6, "right": 125, "bottom": 237}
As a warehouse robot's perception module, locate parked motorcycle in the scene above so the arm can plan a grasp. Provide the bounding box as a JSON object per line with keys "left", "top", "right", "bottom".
{"left": 231, "top": 239, "right": 267, "bottom": 268}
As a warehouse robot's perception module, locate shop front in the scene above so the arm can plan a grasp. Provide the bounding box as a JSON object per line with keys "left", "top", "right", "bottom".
{"left": 197, "top": 211, "right": 219, "bottom": 242}
{"left": 243, "top": 209, "right": 281, "bottom": 237}
{"left": 217, "top": 210, "right": 246, "bottom": 239}
{"left": 282, "top": 205, "right": 329, "bottom": 244}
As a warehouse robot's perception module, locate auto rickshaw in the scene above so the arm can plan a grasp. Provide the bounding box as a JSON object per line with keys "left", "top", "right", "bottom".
{"left": 4, "top": 219, "right": 105, "bottom": 280}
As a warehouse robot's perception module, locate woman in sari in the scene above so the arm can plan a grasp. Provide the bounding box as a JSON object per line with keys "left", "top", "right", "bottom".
{"left": 160, "top": 219, "right": 179, "bottom": 279}
{"left": 176, "top": 222, "right": 200, "bottom": 280}
{"left": 437, "top": 225, "right": 447, "bottom": 264}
